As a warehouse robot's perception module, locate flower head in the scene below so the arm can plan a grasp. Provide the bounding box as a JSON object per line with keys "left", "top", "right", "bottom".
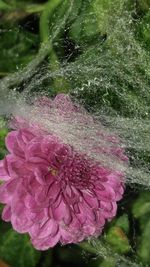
{"left": 0, "top": 94, "right": 127, "bottom": 250}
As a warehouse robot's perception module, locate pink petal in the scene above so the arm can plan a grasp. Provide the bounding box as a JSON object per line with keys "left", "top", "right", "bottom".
{"left": 0, "top": 159, "right": 10, "bottom": 181}
{"left": 31, "top": 231, "right": 60, "bottom": 250}
{"left": 6, "top": 155, "right": 30, "bottom": 179}
{"left": 95, "top": 185, "right": 116, "bottom": 202}
{"left": 11, "top": 214, "right": 33, "bottom": 233}
{"left": 53, "top": 94, "right": 77, "bottom": 112}
{"left": 82, "top": 191, "right": 100, "bottom": 209}
{"left": 73, "top": 203, "right": 80, "bottom": 214}
{"left": 5, "top": 131, "right": 18, "bottom": 153}
{"left": 0, "top": 179, "right": 17, "bottom": 203}
{"left": 93, "top": 210, "right": 105, "bottom": 226}
{"left": 20, "top": 129, "right": 35, "bottom": 143}
{"left": 11, "top": 200, "right": 26, "bottom": 216}
{"left": 27, "top": 209, "right": 48, "bottom": 223}
{"left": 24, "top": 195, "right": 45, "bottom": 211}
{"left": 22, "top": 176, "right": 40, "bottom": 195}
{"left": 47, "top": 182, "right": 61, "bottom": 200}
{"left": 34, "top": 188, "right": 51, "bottom": 207}
{"left": 10, "top": 116, "right": 29, "bottom": 130}
{"left": 76, "top": 200, "right": 97, "bottom": 224}
{"left": 30, "top": 219, "right": 59, "bottom": 239}
{"left": 52, "top": 199, "right": 72, "bottom": 224}
{"left": 41, "top": 136, "right": 61, "bottom": 156}
{"left": 34, "top": 167, "right": 50, "bottom": 185}
{"left": 25, "top": 139, "right": 47, "bottom": 162}
{"left": 100, "top": 201, "right": 117, "bottom": 218}
{"left": 60, "top": 228, "right": 74, "bottom": 244}
{"left": 6, "top": 131, "right": 25, "bottom": 158}
{"left": 107, "top": 173, "right": 123, "bottom": 187}
{"left": 52, "top": 193, "right": 62, "bottom": 208}
{"left": 35, "top": 187, "right": 48, "bottom": 203}
{"left": 83, "top": 224, "right": 96, "bottom": 235}
{"left": 106, "top": 173, "right": 124, "bottom": 200}
{"left": 2, "top": 205, "right": 11, "bottom": 221}
{"left": 35, "top": 96, "right": 53, "bottom": 108}
{"left": 70, "top": 216, "right": 81, "bottom": 228}
{"left": 64, "top": 185, "right": 80, "bottom": 205}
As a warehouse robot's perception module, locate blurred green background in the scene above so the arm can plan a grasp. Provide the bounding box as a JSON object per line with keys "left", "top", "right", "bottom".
{"left": 0, "top": 0, "right": 150, "bottom": 266}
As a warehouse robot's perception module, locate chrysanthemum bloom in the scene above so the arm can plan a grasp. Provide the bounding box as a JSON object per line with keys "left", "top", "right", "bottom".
{"left": 0, "top": 94, "right": 128, "bottom": 250}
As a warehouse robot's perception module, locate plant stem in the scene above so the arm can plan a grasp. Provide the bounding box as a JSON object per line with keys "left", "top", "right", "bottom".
{"left": 78, "top": 239, "right": 143, "bottom": 267}
{"left": 24, "top": 4, "right": 46, "bottom": 14}
{"left": 40, "top": 0, "right": 71, "bottom": 93}
{"left": 0, "top": 2, "right": 46, "bottom": 13}
{"left": 40, "top": 0, "right": 63, "bottom": 43}
{"left": 0, "top": 1, "right": 74, "bottom": 94}
{"left": 78, "top": 240, "right": 115, "bottom": 262}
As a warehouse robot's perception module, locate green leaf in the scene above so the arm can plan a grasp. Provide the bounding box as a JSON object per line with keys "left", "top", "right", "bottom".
{"left": 40, "top": 250, "right": 52, "bottom": 267}
{"left": 132, "top": 192, "right": 150, "bottom": 219}
{"left": 138, "top": 220, "right": 150, "bottom": 264}
{"left": 69, "top": 1, "right": 100, "bottom": 45}
{"left": 0, "top": 229, "right": 41, "bottom": 267}
{"left": 136, "top": 0, "right": 150, "bottom": 13}
{"left": 0, "top": 0, "right": 11, "bottom": 10}
{"left": 132, "top": 193, "right": 150, "bottom": 264}
{"left": 105, "top": 226, "right": 131, "bottom": 254}
{"left": 0, "top": 25, "right": 39, "bottom": 74}
{"left": 69, "top": 0, "right": 131, "bottom": 46}
{"left": 99, "top": 260, "right": 115, "bottom": 267}
{"left": 104, "top": 215, "right": 130, "bottom": 254}
{"left": 92, "top": 0, "right": 122, "bottom": 33}
{"left": 114, "top": 214, "right": 130, "bottom": 234}
{"left": 0, "top": 124, "right": 8, "bottom": 159}
{"left": 0, "top": 128, "right": 8, "bottom": 139}
{"left": 136, "top": 11, "right": 150, "bottom": 51}
{"left": 67, "top": 0, "right": 82, "bottom": 23}
{"left": 79, "top": 239, "right": 138, "bottom": 266}
{"left": 0, "top": 118, "right": 6, "bottom": 129}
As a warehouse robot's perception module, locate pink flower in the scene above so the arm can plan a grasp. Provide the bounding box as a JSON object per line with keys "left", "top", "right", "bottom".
{"left": 0, "top": 94, "right": 127, "bottom": 250}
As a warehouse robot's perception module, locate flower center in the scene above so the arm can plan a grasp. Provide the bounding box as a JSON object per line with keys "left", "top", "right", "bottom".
{"left": 48, "top": 145, "right": 96, "bottom": 189}
{"left": 49, "top": 167, "right": 59, "bottom": 176}
{"left": 60, "top": 153, "right": 93, "bottom": 189}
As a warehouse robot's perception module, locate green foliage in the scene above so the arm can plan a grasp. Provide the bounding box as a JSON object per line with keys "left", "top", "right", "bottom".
{"left": 0, "top": 0, "right": 11, "bottom": 10}
{"left": 136, "top": 0, "right": 150, "bottom": 13}
{"left": 138, "top": 220, "right": 150, "bottom": 264}
{"left": 0, "top": 229, "right": 41, "bottom": 267}
{"left": 0, "top": 121, "right": 8, "bottom": 159}
{"left": 132, "top": 193, "right": 150, "bottom": 264}
{"left": 114, "top": 214, "right": 130, "bottom": 233}
{"left": 0, "top": 25, "right": 39, "bottom": 74}
{"left": 132, "top": 192, "right": 150, "bottom": 219}
{"left": 0, "top": 0, "right": 150, "bottom": 267}
{"left": 137, "top": 11, "right": 150, "bottom": 50}
{"left": 69, "top": 0, "right": 125, "bottom": 46}
{"left": 104, "top": 215, "right": 131, "bottom": 254}
{"left": 99, "top": 260, "right": 115, "bottom": 267}
{"left": 105, "top": 226, "right": 130, "bottom": 254}
{"left": 69, "top": 1, "right": 100, "bottom": 45}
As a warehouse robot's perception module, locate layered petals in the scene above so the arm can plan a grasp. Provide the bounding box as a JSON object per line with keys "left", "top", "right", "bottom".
{"left": 0, "top": 159, "right": 10, "bottom": 181}
{"left": 0, "top": 94, "right": 127, "bottom": 250}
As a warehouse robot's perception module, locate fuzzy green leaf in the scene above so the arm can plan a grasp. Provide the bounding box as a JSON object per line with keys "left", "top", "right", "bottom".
{"left": 132, "top": 192, "right": 150, "bottom": 219}
{"left": 0, "top": 25, "right": 39, "bottom": 74}
{"left": 0, "top": 229, "right": 41, "bottom": 267}
{"left": 138, "top": 220, "right": 150, "bottom": 264}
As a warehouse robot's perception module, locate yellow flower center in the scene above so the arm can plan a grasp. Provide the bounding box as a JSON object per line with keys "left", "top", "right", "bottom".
{"left": 49, "top": 167, "right": 58, "bottom": 176}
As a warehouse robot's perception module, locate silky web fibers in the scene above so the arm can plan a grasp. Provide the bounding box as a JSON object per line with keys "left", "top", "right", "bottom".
{"left": 0, "top": 1, "right": 150, "bottom": 266}
{"left": 0, "top": 2, "right": 149, "bottom": 191}
{"left": 0, "top": 90, "right": 149, "bottom": 189}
